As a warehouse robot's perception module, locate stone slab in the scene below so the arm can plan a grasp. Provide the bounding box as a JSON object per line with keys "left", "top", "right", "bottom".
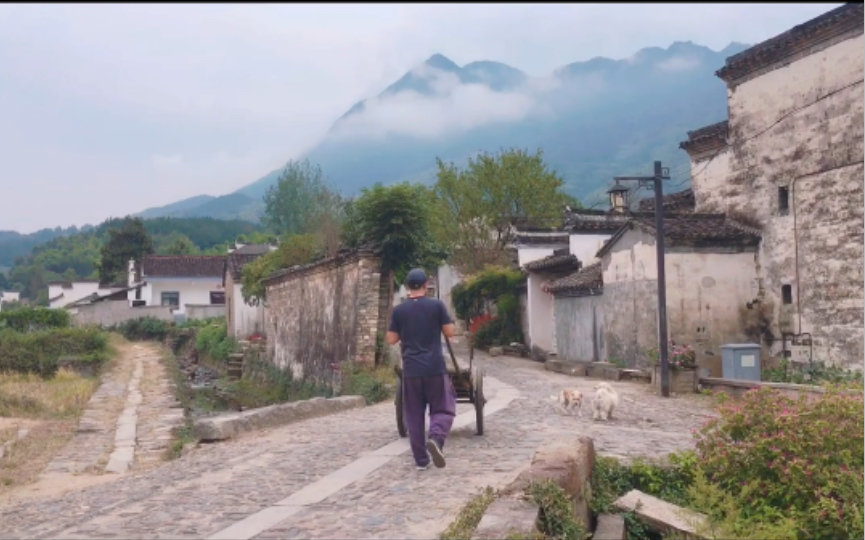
{"left": 613, "top": 489, "right": 707, "bottom": 539}
{"left": 471, "top": 497, "right": 539, "bottom": 540}
{"left": 192, "top": 395, "right": 366, "bottom": 441}
{"left": 594, "top": 514, "right": 626, "bottom": 540}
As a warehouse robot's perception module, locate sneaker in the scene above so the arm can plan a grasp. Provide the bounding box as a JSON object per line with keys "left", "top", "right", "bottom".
{"left": 416, "top": 462, "right": 431, "bottom": 471}
{"left": 426, "top": 439, "right": 446, "bottom": 468}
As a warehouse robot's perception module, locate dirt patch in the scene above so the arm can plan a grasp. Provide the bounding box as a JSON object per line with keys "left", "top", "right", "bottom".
{"left": 0, "top": 420, "right": 76, "bottom": 495}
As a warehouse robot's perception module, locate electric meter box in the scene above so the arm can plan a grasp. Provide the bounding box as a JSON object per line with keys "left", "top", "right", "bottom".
{"left": 721, "top": 343, "right": 762, "bottom": 381}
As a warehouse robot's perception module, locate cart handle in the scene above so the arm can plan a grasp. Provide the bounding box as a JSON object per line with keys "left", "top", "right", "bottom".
{"left": 442, "top": 332, "right": 462, "bottom": 374}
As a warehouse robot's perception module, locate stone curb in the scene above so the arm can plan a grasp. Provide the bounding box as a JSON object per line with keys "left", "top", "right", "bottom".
{"left": 192, "top": 395, "right": 366, "bottom": 441}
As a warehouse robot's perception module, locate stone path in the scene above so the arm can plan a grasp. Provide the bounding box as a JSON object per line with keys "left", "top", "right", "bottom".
{"left": 0, "top": 343, "right": 716, "bottom": 540}
{"left": 37, "top": 342, "right": 184, "bottom": 482}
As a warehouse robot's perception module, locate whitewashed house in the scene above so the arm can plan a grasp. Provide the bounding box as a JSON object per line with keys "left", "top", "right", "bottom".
{"left": 0, "top": 290, "right": 21, "bottom": 312}
{"left": 128, "top": 255, "right": 227, "bottom": 318}
{"left": 223, "top": 244, "right": 275, "bottom": 339}
{"left": 47, "top": 280, "right": 124, "bottom": 309}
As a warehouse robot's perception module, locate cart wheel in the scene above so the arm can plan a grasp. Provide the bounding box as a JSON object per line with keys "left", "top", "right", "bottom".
{"left": 395, "top": 380, "right": 407, "bottom": 438}
{"left": 473, "top": 367, "right": 485, "bottom": 436}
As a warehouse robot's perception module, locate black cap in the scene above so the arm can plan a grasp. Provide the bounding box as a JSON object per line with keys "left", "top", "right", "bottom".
{"left": 406, "top": 268, "right": 427, "bottom": 289}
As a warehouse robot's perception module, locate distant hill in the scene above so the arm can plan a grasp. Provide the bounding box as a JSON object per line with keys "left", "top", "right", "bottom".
{"left": 0, "top": 225, "right": 95, "bottom": 267}
{"left": 127, "top": 40, "right": 750, "bottom": 220}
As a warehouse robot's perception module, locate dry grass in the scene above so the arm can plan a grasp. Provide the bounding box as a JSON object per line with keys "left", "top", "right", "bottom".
{"left": 0, "top": 361, "right": 103, "bottom": 494}
{"left": 0, "top": 369, "right": 100, "bottom": 420}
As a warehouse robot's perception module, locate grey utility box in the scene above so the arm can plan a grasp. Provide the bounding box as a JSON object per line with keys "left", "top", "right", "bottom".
{"left": 721, "top": 343, "right": 762, "bottom": 381}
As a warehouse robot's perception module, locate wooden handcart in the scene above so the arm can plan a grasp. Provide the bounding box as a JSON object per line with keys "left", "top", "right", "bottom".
{"left": 394, "top": 334, "right": 486, "bottom": 436}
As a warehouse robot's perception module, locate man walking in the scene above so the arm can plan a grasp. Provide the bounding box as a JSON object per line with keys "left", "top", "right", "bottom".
{"left": 387, "top": 268, "right": 457, "bottom": 470}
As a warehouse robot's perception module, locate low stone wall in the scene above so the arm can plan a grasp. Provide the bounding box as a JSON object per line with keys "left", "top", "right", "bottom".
{"left": 192, "top": 395, "right": 366, "bottom": 441}
{"left": 544, "top": 359, "right": 650, "bottom": 383}
{"left": 185, "top": 304, "right": 225, "bottom": 321}
{"left": 699, "top": 377, "right": 833, "bottom": 400}
{"left": 72, "top": 301, "right": 174, "bottom": 327}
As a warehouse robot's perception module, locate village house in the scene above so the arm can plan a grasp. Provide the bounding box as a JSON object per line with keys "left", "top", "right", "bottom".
{"left": 516, "top": 209, "right": 628, "bottom": 356}
{"left": 0, "top": 290, "right": 21, "bottom": 312}
{"left": 223, "top": 243, "right": 276, "bottom": 339}
{"left": 680, "top": 2, "right": 864, "bottom": 368}
{"left": 128, "top": 255, "right": 227, "bottom": 320}
{"left": 47, "top": 280, "right": 124, "bottom": 309}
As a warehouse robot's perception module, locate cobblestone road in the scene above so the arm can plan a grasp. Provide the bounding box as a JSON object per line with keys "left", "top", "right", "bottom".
{"left": 0, "top": 344, "right": 716, "bottom": 540}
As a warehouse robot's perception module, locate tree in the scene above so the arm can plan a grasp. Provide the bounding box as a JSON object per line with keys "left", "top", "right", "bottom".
{"left": 161, "top": 233, "right": 199, "bottom": 255}
{"left": 240, "top": 234, "right": 323, "bottom": 305}
{"left": 342, "top": 182, "right": 449, "bottom": 364}
{"left": 262, "top": 160, "right": 345, "bottom": 240}
{"left": 98, "top": 217, "right": 154, "bottom": 285}
{"left": 434, "top": 148, "right": 577, "bottom": 275}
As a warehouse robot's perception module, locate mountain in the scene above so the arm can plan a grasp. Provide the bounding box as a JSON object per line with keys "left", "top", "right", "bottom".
{"left": 135, "top": 40, "right": 750, "bottom": 220}
{"left": 137, "top": 193, "right": 263, "bottom": 223}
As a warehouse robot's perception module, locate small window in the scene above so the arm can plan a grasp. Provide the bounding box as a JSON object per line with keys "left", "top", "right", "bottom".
{"left": 781, "top": 284, "right": 793, "bottom": 305}
{"left": 778, "top": 186, "right": 790, "bottom": 215}
{"left": 161, "top": 291, "right": 180, "bottom": 307}
{"left": 210, "top": 291, "right": 226, "bottom": 305}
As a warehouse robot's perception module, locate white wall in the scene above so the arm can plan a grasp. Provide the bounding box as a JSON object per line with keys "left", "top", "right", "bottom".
{"left": 141, "top": 277, "right": 225, "bottom": 315}
{"left": 518, "top": 247, "right": 556, "bottom": 268}
{"left": 527, "top": 273, "right": 555, "bottom": 352}
{"left": 570, "top": 233, "right": 614, "bottom": 264}
{"left": 231, "top": 283, "right": 265, "bottom": 338}
{"left": 48, "top": 282, "right": 120, "bottom": 309}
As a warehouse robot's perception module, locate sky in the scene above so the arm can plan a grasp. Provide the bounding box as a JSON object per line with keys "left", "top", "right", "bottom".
{"left": 0, "top": 3, "right": 840, "bottom": 233}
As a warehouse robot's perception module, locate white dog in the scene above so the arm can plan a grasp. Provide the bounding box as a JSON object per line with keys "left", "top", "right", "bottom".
{"left": 549, "top": 389, "right": 584, "bottom": 416}
{"left": 592, "top": 382, "right": 619, "bottom": 421}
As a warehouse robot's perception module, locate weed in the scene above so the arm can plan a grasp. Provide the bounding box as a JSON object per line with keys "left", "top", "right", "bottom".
{"left": 439, "top": 486, "right": 497, "bottom": 540}
{"left": 528, "top": 479, "right": 588, "bottom": 540}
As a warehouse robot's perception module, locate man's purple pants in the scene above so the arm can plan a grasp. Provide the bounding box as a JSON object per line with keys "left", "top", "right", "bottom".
{"left": 402, "top": 373, "right": 457, "bottom": 466}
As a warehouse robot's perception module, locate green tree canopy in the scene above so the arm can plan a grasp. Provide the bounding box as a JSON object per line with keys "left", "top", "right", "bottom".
{"left": 262, "top": 160, "right": 345, "bottom": 241}
{"left": 97, "top": 217, "right": 154, "bottom": 285}
{"left": 160, "top": 233, "right": 200, "bottom": 255}
{"left": 342, "top": 182, "right": 448, "bottom": 277}
{"left": 240, "top": 234, "right": 324, "bottom": 305}
{"left": 435, "top": 148, "right": 577, "bottom": 275}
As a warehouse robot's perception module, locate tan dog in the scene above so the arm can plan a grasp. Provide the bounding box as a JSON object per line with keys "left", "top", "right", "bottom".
{"left": 592, "top": 382, "right": 619, "bottom": 421}
{"left": 550, "top": 389, "right": 584, "bottom": 416}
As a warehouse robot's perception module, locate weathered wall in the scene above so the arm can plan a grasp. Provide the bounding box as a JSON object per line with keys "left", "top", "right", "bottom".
{"left": 569, "top": 233, "right": 613, "bottom": 265}
{"left": 602, "top": 228, "right": 759, "bottom": 372}
{"left": 527, "top": 274, "right": 554, "bottom": 352}
{"left": 264, "top": 250, "right": 381, "bottom": 383}
{"left": 554, "top": 294, "right": 606, "bottom": 363}
{"left": 186, "top": 304, "right": 225, "bottom": 321}
{"left": 692, "top": 31, "right": 865, "bottom": 367}
{"left": 226, "top": 274, "right": 265, "bottom": 339}
{"left": 71, "top": 302, "right": 174, "bottom": 327}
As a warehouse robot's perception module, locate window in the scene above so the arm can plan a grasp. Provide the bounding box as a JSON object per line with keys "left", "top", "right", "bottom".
{"left": 161, "top": 291, "right": 180, "bottom": 307}
{"left": 778, "top": 186, "right": 790, "bottom": 215}
{"left": 210, "top": 291, "right": 226, "bottom": 305}
{"left": 781, "top": 284, "right": 793, "bottom": 305}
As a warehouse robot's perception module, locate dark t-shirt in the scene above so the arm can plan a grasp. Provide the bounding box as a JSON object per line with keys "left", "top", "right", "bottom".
{"left": 389, "top": 296, "right": 454, "bottom": 378}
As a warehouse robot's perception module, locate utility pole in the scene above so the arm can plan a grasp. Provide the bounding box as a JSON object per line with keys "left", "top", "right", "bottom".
{"left": 612, "top": 161, "right": 672, "bottom": 397}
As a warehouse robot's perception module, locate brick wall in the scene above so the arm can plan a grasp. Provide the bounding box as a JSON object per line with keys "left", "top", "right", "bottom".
{"left": 263, "top": 249, "right": 382, "bottom": 384}
{"left": 72, "top": 301, "right": 174, "bottom": 326}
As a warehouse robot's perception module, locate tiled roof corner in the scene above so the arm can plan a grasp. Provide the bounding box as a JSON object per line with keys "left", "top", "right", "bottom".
{"left": 637, "top": 188, "right": 697, "bottom": 213}
{"left": 548, "top": 262, "right": 603, "bottom": 296}
{"left": 523, "top": 253, "right": 581, "bottom": 273}
{"left": 716, "top": 4, "right": 864, "bottom": 84}
{"left": 679, "top": 120, "right": 729, "bottom": 155}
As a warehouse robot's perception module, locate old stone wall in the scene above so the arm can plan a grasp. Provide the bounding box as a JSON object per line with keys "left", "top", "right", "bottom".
{"left": 71, "top": 302, "right": 174, "bottom": 327}
{"left": 692, "top": 31, "right": 864, "bottom": 367}
{"left": 185, "top": 304, "right": 225, "bottom": 321}
{"left": 263, "top": 250, "right": 381, "bottom": 384}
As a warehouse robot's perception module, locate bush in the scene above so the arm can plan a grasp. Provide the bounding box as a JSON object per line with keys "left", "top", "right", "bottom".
{"left": 196, "top": 322, "right": 235, "bottom": 364}
{"left": 112, "top": 317, "right": 175, "bottom": 342}
{"left": 0, "top": 327, "right": 109, "bottom": 378}
{"left": 693, "top": 386, "right": 864, "bottom": 540}
{"left": 340, "top": 362, "right": 394, "bottom": 404}
{"left": 763, "top": 358, "right": 863, "bottom": 385}
{"left": 0, "top": 307, "right": 70, "bottom": 332}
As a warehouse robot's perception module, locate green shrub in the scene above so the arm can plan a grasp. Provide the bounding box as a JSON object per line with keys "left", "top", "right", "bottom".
{"left": 196, "top": 322, "right": 235, "bottom": 364}
{"left": 112, "top": 317, "right": 175, "bottom": 342}
{"left": 0, "top": 327, "right": 109, "bottom": 378}
{"left": 763, "top": 358, "right": 863, "bottom": 385}
{"left": 528, "top": 479, "right": 588, "bottom": 540}
{"left": 694, "top": 386, "right": 864, "bottom": 540}
{"left": 340, "top": 362, "right": 393, "bottom": 404}
{"left": 0, "top": 307, "right": 70, "bottom": 332}
{"left": 229, "top": 355, "right": 333, "bottom": 408}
